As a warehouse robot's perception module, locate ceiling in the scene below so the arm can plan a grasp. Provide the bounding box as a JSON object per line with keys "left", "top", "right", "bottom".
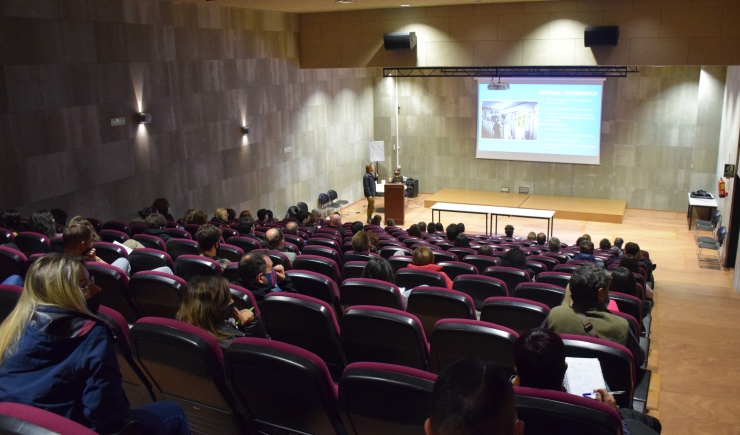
{"left": 177, "top": 0, "right": 550, "bottom": 14}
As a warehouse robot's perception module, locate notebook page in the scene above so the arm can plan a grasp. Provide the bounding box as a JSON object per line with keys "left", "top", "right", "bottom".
{"left": 563, "top": 357, "right": 606, "bottom": 397}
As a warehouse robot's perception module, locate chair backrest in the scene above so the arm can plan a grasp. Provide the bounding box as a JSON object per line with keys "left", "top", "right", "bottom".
{"left": 98, "top": 229, "right": 129, "bottom": 244}
{"left": 536, "top": 271, "right": 572, "bottom": 289}
{"left": 284, "top": 234, "right": 305, "bottom": 251}
{"left": 183, "top": 224, "right": 201, "bottom": 238}
{"left": 14, "top": 232, "right": 51, "bottom": 256}
{"left": 102, "top": 220, "right": 131, "bottom": 236}
{"left": 541, "top": 252, "right": 569, "bottom": 264}
{"left": 86, "top": 262, "right": 140, "bottom": 324}
{"left": 307, "top": 237, "right": 342, "bottom": 253}
{"left": 462, "top": 254, "right": 499, "bottom": 273}
{"left": 395, "top": 268, "right": 447, "bottom": 289}
{"left": 227, "top": 236, "right": 262, "bottom": 254}
{"left": 527, "top": 255, "right": 559, "bottom": 271}
{"left": 431, "top": 250, "right": 457, "bottom": 264}
{"left": 166, "top": 228, "right": 192, "bottom": 240}
{"left": 554, "top": 264, "right": 579, "bottom": 274}
{"left": 166, "top": 238, "right": 201, "bottom": 261}
{"left": 129, "top": 271, "right": 187, "bottom": 319}
{"left": 261, "top": 293, "right": 346, "bottom": 381}
{"left": 560, "top": 334, "right": 636, "bottom": 409}
{"left": 0, "top": 229, "right": 13, "bottom": 245}
{"left": 224, "top": 337, "right": 346, "bottom": 435}
{"left": 0, "top": 285, "right": 22, "bottom": 324}
{"left": 406, "top": 287, "right": 476, "bottom": 337}
{"left": 340, "top": 278, "right": 405, "bottom": 311}
{"left": 514, "top": 282, "right": 566, "bottom": 309}
{"left": 266, "top": 249, "right": 292, "bottom": 270}
{"left": 342, "top": 251, "right": 379, "bottom": 264}
{"left": 447, "top": 247, "right": 477, "bottom": 261}
{"left": 292, "top": 255, "right": 342, "bottom": 284}
{"left": 128, "top": 248, "right": 174, "bottom": 275}
{"left": 513, "top": 386, "right": 623, "bottom": 435}
{"left": 341, "top": 261, "right": 367, "bottom": 281}
{"left": 609, "top": 292, "right": 643, "bottom": 334}
{"left": 0, "top": 402, "right": 98, "bottom": 435}
{"left": 132, "top": 234, "right": 166, "bottom": 251}
{"left": 437, "top": 261, "right": 477, "bottom": 281}
{"left": 380, "top": 246, "right": 411, "bottom": 259}
{"left": 452, "top": 274, "right": 508, "bottom": 310}
{"left": 340, "top": 305, "right": 431, "bottom": 371}
{"left": 286, "top": 269, "right": 343, "bottom": 318}
{"left": 338, "top": 362, "right": 436, "bottom": 435}
{"left": 92, "top": 241, "right": 128, "bottom": 264}
{"left": 484, "top": 266, "right": 531, "bottom": 291}
{"left": 387, "top": 256, "right": 414, "bottom": 274}
{"left": 228, "top": 284, "right": 261, "bottom": 317}
{"left": 479, "top": 297, "right": 550, "bottom": 336}
{"left": 174, "top": 254, "right": 223, "bottom": 282}
{"left": 429, "top": 319, "right": 518, "bottom": 375}
{"left": 0, "top": 247, "right": 27, "bottom": 283}
{"left": 96, "top": 305, "right": 156, "bottom": 407}
{"left": 217, "top": 244, "right": 244, "bottom": 263}
{"left": 130, "top": 318, "right": 246, "bottom": 434}
{"left": 302, "top": 245, "right": 342, "bottom": 268}
{"left": 525, "top": 260, "right": 547, "bottom": 278}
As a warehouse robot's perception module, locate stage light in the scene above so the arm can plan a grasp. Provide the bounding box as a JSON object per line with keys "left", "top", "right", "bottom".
{"left": 137, "top": 113, "right": 152, "bottom": 124}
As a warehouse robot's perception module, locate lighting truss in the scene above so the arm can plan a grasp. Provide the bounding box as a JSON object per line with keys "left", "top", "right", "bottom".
{"left": 383, "top": 66, "right": 639, "bottom": 78}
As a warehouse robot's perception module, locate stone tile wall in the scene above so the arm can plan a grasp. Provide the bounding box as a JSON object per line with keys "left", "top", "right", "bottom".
{"left": 375, "top": 66, "right": 726, "bottom": 212}
{"left": 300, "top": 1, "right": 740, "bottom": 68}
{"left": 0, "top": 0, "right": 376, "bottom": 222}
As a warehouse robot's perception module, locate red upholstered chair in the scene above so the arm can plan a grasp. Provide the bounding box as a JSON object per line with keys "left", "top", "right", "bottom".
{"left": 526, "top": 260, "right": 547, "bottom": 279}
{"left": 514, "top": 282, "right": 566, "bottom": 309}
{"left": 129, "top": 271, "right": 186, "bottom": 319}
{"left": 340, "top": 278, "right": 405, "bottom": 311}
{"left": 340, "top": 305, "right": 431, "bottom": 372}
{"left": 173, "top": 255, "right": 223, "bottom": 282}
{"left": 536, "top": 271, "right": 572, "bottom": 289}
{"left": 228, "top": 284, "right": 260, "bottom": 317}
{"left": 437, "top": 261, "right": 477, "bottom": 281}
{"left": 479, "top": 297, "right": 550, "bottom": 336}
{"left": 130, "top": 318, "right": 247, "bottom": 434}
{"left": 261, "top": 293, "right": 346, "bottom": 381}
{"left": 527, "top": 255, "right": 559, "bottom": 271}
{"left": 461, "top": 254, "right": 498, "bottom": 274}
{"left": 128, "top": 248, "right": 173, "bottom": 275}
{"left": 387, "top": 256, "right": 414, "bottom": 274}
{"left": 13, "top": 232, "right": 51, "bottom": 256}
{"left": 0, "top": 284, "right": 22, "bottom": 323}
{"left": 0, "top": 246, "right": 26, "bottom": 283}
{"left": 166, "top": 228, "right": 192, "bottom": 240}
{"left": 183, "top": 224, "right": 201, "bottom": 238}
{"left": 165, "top": 239, "right": 200, "bottom": 261}
{"left": 341, "top": 261, "right": 367, "bottom": 281}
{"left": 302, "top": 246, "right": 342, "bottom": 269}
{"left": 513, "top": 386, "right": 624, "bottom": 435}
{"left": 541, "top": 252, "right": 569, "bottom": 264}
{"left": 102, "top": 220, "right": 131, "bottom": 236}
{"left": 447, "top": 247, "right": 477, "bottom": 261}
{"left": 406, "top": 287, "right": 476, "bottom": 337}
{"left": 452, "top": 274, "right": 508, "bottom": 310}
{"left": 429, "top": 319, "right": 518, "bottom": 375}
{"left": 395, "top": 268, "right": 447, "bottom": 289}
{"left": 431, "top": 250, "right": 457, "bottom": 264}
{"left": 92, "top": 242, "right": 128, "bottom": 264}
{"left": 307, "top": 237, "right": 342, "bottom": 253}
{"left": 132, "top": 234, "right": 166, "bottom": 251}
{"left": 86, "top": 262, "right": 139, "bottom": 324}
{"left": 217, "top": 244, "right": 244, "bottom": 263}
{"left": 286, "top": 269, "right": 343, "bottom": 318}
{"left": 0, "top": 228, "right": 13, "bottom": 245}
{"left": 554, "top": 264, "right": 579, "bottom": 274}
{"left": 266, "top": 250, "right": 292, "bottom": 271}
{"left": 227, "top": 236, "right": 262, "bottom": 254}
{"left": 484, "top": 266, "right": 531, "bottom": 291}
{"left": 0, "top": 402, "right": 98, "bottom": 435}
{"left": 342, "top": 251, "right": 379, "bottom": 264}
{"left": 98, "top": 229, "right": 129, "bottom": 244}
{"left": 338, "top": 362, "right": 436, "bottom": 435}
{"left": 380, "top": 246, "right": 413, "bottom": 259}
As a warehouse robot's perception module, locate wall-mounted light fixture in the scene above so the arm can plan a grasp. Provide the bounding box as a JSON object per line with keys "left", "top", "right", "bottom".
{"left": 242, "top": 126, "right": 252, "bottom": 135}
{"left": 137, "top": 113, "right": 152, "bottom": 124}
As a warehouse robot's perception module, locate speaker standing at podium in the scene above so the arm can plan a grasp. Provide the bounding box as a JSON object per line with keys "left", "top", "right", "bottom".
{"left": 363, "top": 163, "right": 378, "bottom": 223}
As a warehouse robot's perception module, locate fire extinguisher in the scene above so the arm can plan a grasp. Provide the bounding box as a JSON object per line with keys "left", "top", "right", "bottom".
{"left": 719, "top": 178, "right": 727, "bottom": 198}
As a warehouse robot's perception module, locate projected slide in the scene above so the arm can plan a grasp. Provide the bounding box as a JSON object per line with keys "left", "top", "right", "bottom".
{"left": 476, "top": 80, "right": 603, "bottom": 165}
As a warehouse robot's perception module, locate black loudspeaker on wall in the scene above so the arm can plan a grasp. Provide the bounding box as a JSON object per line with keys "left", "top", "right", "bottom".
{"left": 584, "top": 26, "right": 619, "bottom": 47}
{"left": 384, "top": 32, "right": 417, "bottom": 50}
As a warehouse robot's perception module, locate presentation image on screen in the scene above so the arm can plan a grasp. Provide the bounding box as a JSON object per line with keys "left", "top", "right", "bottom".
{"left": 476, "top": 79, "right": 604, "bottom": 165}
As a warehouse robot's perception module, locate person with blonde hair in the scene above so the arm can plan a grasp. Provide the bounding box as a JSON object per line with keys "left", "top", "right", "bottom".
{"left": 407, "top": 246, "right": 453, "bottom": 288}
{"left": 177, "top": 275, "right": 267, "bottom": 350}
{"left": 211, "top": 208, "right": 230, "bottom": 226}
{"left": 0, "top": 254, "right": 188, "bottom": 434}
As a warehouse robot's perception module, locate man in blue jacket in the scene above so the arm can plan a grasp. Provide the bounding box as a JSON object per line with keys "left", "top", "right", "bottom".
{"left": 363, "top": 163, "right": 377, "bottom": 223}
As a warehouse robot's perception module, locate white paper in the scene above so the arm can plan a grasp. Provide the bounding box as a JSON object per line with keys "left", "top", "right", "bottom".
{"left": 369, "top": 141, "right": 385, "bottom": 162}
{"left": 113, "top": 240, "right": 133, "bottom": 254}
{"left": 564, "top": 357, "right": 606, "bottom": 398}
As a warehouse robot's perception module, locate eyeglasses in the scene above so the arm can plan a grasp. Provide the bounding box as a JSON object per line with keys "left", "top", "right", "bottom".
{"left": 81, "top": 276, "right": 95, "bottom": 296}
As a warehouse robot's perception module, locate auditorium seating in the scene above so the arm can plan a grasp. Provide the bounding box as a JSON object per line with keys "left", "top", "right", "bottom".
{"left": 166, "top": 228, "right": 192, "bottom": 240}
{"left": 536, "top": 271, "right": 572, "bottom": 289}
{"left": 227, "top": 236, "right": 262, "bottom": 254}
{"left": 395, "top": 268, "right": 447, "bottom": 289}
{"left": 166, "top": 239, "right": 200, "bottom": 261}
{"left": 129, "top": 271, "right": 186, "bottom": 319}
{"left": 452, "top": 274, "right": 508, "bottom": 309}
{"left": 0, "top": 402, "right": 99, "bottom": 435}
{"left": 301, "top": 246, "right": 342, "bottom": 269}
{"left": 14, "top": 232, "right": 51, "bottom": 257}
{"left": 480, "top": 297, "right": 550, "bottom": 336}
{"left": 514, "top": 282, "right": 566, "bottom": 309}
{"left": 92, "top": 242, "right": 128, "bottom": 264}
{"left": 266, "top": 250, "right": 292, "bottom": 270}
{"left": 86, "top": 262, "right": 139, "bottom": 324}
{"left": 132, "top": 234, "right": 166, "bottom": 251}
{"left": 292, "top": 255, "right": 342, "bottom": 284}
{"left": 0, "top": 247, "right": 26, "bottom": 283}
{"left": 437, "top": 261, "right": 477, "bottom": 280}
{"left": 461, "top": 254, "right": 499, "bottom": 273}
{"left": 102, "top": 221, "right": 131, "bottom": 236}
{"left": 340, "top": 278, "right": 405, "bottom": 310}
{"left": 429, "top": 319, "right": 518, "bottom": 375}
{"left": 527, "top": 255, "right": 559, "bottom": 271}
{"left": 387, "top": 256, "right": 413, "bottom": 273}
{"left": 285, "top": 269, "right": 343, "bottom": 318}
{"left": 447, "top": 247, "right": 477, "bottom": 261}
{"left": 406, "top": 288, "right": 476, "bottom": 336}
{"left": 484, "top": 266, "right": 532, "bottom": 290}
{"left": 128, "top": 248, "right": 173, "bottom": 275}
{"left": 0, "top": 229, "right": 13, "bottom": 245}
{"left": 0, "top": 285, "right": 22, "bottom": 323}
{"left": 173, "top": 255, "right": 223, "bottom": 282}
{"left": 99, "top": 229, "right": 129, "bottom": 244}
{"left": 228, "top": 284, "right": 260, "bottom": 315}
{"left": 341, "top": 261, "right": 367, "bottom": 281}
{"left": 217, "top": 244, "right": 244, "bottom": 263}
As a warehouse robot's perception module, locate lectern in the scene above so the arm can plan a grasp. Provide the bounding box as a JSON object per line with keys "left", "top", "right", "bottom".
{"left": 385, "top": 184, "right": 405, "bottom": 225}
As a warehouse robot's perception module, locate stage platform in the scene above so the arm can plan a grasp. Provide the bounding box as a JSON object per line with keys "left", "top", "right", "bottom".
{"left": 424, "top": 188, "right": 626, "bottom": 224}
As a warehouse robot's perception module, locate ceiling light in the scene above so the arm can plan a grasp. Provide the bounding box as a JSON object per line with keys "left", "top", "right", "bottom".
{"left": 335, "top": 0, "right": 357, "bottom": 3}
{"left": 400, "top": 4, "right": 410, "bottom": 6}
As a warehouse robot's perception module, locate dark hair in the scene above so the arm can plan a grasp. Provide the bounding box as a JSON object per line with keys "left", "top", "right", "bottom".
{"left": 609, "top": 267, "right": 639, "bottom": 299}
{"left": 351, "top": 230, "right": 370, "bottom": 252}
{"left": 418, "top": 222, "right": 427, "bottom": 232}
{"left": 31, "top": 210, "right": 57, "bottom": 239}
{"left": 501, "top": 247, "right": 527, "bottom": 270}
{"left": 579, "top": 240, "right": 594, "bottom": 255}
{"left": 435, "top": 222, "right": 444, "bottom": 232}
{"left": 257, "top": 209, "right": 267, "bottom": 221}
{"left": 227, "top": 209, "right": 236, "bottom": 221}
{"left": 536, "top": 233, "right": 546, "bottom": 246}
{"left": 195, "top": 224, "right": 221, "bottom": 252}
{"left": 407, "top": 224, "right": 421, "bottom": 238}
{"left": 371, "top": 215, "right": 382, "bottom": 226}
{"left": 362, "top": 257, "right": 395, "bottom": 284}
{"left": 548, "top": 237, "right": 560, "bottom": 252}
{"left": 613, "top": 237, "right": 624, "bottom": 248}
{"left": 457, "top": 223, "right": 465, "bottom": 233}
{"left": 429, "top": 358, "right": 518, "bottom": 435}
{"left": 575, "top": 237, "right": 584, "bottom": 248}
{"left": 351, "top": 221, "right": 364, "bottom": 235}
{"left": 177, "top": 275, "right": 233, "bottom": 341}
{"left": 62, "top": 224, "right": 92, "bottom": 250}
{"left": 297, "top": 210, "right": 309, "bottom": 223}
{"left": 513, "top": 328, "right": 567, "bottom": 391}
{"left": 0, "top": 209, "right": 22, "bottom": 232}
{"left": 478, "top": 244, "right": 494, "bottom": 256}
{"left": 428, "top": 223, "right": 436, "bottom": 235}
{"left": 569, "top": 263, "right": 608, "bottom": 308}
{"left": 265, "top": 210, "right": 274, "bottom": 222}
{"left": 446, "top": 224, "right": 460, "bottom": 242}
{"left": 138, "top": 206, "right": 155, "bottom": 220}
{"left": 50, "top": 209, "right": 68, "bottom": 227}
{"left": 145, "top": 213, "right": 166, "bottom": 229}
{"left": 238, "top": 251, "right": 267, "bottom": 285}
{"left": 599, "top": 238, "right": 611, "bottom": 250}
{"left": 152, "top": 198, "right": 170, "bottom": 214}
{"left": 618, "top": 255, "right": 640, "bottom": 274}
{"left": 454, "top": 234, "right": 470, "bottom": 248}
{"left": 624, "top": 242, "right": 640, "bottom": 257}
{"left": 504, "top": 225, "right": 514, "bottom": 237}
{"left": 192, "top": 210, "right": 208, "bottom": 225}
{"left": 237, "top": 217, "right": 255, "bottom": 234}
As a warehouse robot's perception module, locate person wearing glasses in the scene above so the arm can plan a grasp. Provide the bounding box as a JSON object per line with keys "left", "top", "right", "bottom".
{"left": 388, "top": 168, "right": 404, "bottom": 183}
{"left": 0, "top": 254, "right": 189, "bottom": 434}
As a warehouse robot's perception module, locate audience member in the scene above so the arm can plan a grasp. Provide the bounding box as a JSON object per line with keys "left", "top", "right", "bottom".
{"left": 573, "top": 240, "right": 597, "bottom": 263}
{"left": 512, "top": 328, "right": 660, "bottom": 435}
{"left": 385, "top": 217, "right": 395, "bottom": 227}
{"left": 192, "top": 210, "right": 208, "bottom": 225}
{"left": 548, "top": 236, "right": 561, "bottom": 253}
{"left": 619, "top": 255, "right": 654, "bottom": 299}
{"left": 500, "top": 247, "right": 534, "bottom": 279}
{"left": 177, "top": 275, "right": 268, "bottom": 350}
{"left": 63, "top": 224, "right": 132, "bottom": 275}
{"left": 131, "top": 206, "right": 155, "bottom": 227}
{"left": 211, "top": 208, "right": 230, "bottom": 226}
{"left": 0, "top": 254, "right": 189, "bottom": 435}
{"left": 388, "top": 168, "right": 403, "bottom": 183}
{"left": 196, "top": 224, "right": 230, "bottom": 268}
{"left": 67, "top": 216, "right": 100, "bottom": 242}
{"left": 457, "top": 222, "right": 465, "bottom": 234}
{"left": 284, "top": 221, "right": 298, "bottom": 235}
{"left": 435, "top": 222, "right": 444, "bottom": 232}
{"left": 526, "top": 232, "right": 536, "bottom": 241}
{"left": 536, "top": 232, "right": 546, "bottom": 246}
{"left": 143, "top": 213, "right": 171, "bottom": 243}
{"left": 504, "top": 225, "right": 514, "bottom": 238}
{"left": 427, "top": 222, "right": 436, "bottom": 235}
{"left": 297, "top": 210, "right": 309, "bottom": 225}
{"left": 362, "top": 257, "right": 395, "bottom": 284}
{"left": 239, "top": 210, "right": 252, "bottom": 219}
{"left": 366, "top": 231, "right": 379, "bottom": 250}
{"left": 308, "top": 210, "right": 320, "bottom": 226}
{"left": 236, "top": 251, "right": 297, "bottom": 302}
{"left": 623, "top": 242, "right": 655, "bottom": 275}
{"left": 418, "top": 222, "right": 427, "bottom": 233}
{"left": 478, "top": 244, "right": 494, "bottom": 257}
{"left": 407, "top": 224, "right": 422, "bottom": 238}
{"left": 31, "top": 210, "right": 58, "bottom": 240}
{"left": 256, "top": 209, "right": 268, "bottom": 224}
{"left": 575, "top": 237, "right": 584, "bottom": 249}
{"left": 237, "top": 217, "right": 266, "bottom": 248}
{"left": 351, "top": 231, "right": 370, "bottom": 253}
{"left": 265, "top": 209, "right": 274, "bottom": 223}
{"left": 152, "top": 198, "right": 175, "bottom": 222}
{"left": 613, "top": 237, "right": 624, "bottom": 256}
{"left": 0, "top": 209, "right": 23, "bottom": 234}
{"left": 582, "top": 234, "right": 592, "bottom": 241}
{"left": 408, "top": 247, "right": 453, "bottom": 288}
{"left": 454, "top": 234, "right": 471, "bottom": 248}
{"left": 544, "top": 263, "right": 645, "bottom": 367}
{"left": 446, "top": 224, "right": 460, "bottom": 243}
{"left": 371, "top": 215, "right": 383, "bottom": 226}
{"left": 599, "top": 238, "right": 612, "bottom": 251}
{"left": 50, "top": 208, "right": 68, "bottom": 227}
{"left": 181, "top": 209, "right": 196, "bottom": 225}
{"left": 609, "top": 266, "right": 645, "bottom": 301}
{"left": 425, "top": 358, "right": 524, "bottom": 435}
{"left": 351, "top": 221, "right": 364, "bottom": 235}
{"left": 265, "top": 228, "right": 297, "bottom": 263}
{"left": 226, "top": 208, "right": 236, "bottom": 223}
{"left": 327, "top": 213, "right": 344, "bottom": 235}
